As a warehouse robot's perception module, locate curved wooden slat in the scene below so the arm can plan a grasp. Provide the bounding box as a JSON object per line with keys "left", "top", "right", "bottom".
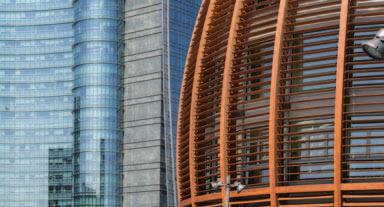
{"left": 269, "top": 0, "right": 289, "bottom": 206}
{"left": 218, "top": 0, "right": 245, "bottom": 206}
{"left": 334, "top": 0, "right": 350, "bottom": 206}
{"left": 187, "top": 0, "right": 218, "bottom": 205}
{"left": 176, "top": 0, "right": 211, "bottom": 204}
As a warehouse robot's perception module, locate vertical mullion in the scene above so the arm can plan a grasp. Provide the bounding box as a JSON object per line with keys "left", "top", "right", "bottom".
{"left": 188, "top": 0, "right": 216, "bottom": 206}
{"left": 176, "top": 0, "right": 209, "bottom": 205}
{"left": 219, "top": 0, "right": 245, "bottom": 205}
{"left": 269, "top": 0, "right": 289, "bottom": 206}
{"left": 334, "top": 0, "right": 350, "bottom": 206}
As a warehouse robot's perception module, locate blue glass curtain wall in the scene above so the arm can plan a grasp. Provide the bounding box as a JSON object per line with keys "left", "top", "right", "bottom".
{"left": 0, "top": 0, "right": 75, "bottom": 206}
{"left": 163, "top": 0, "right": 201, "bottom": 206}
{"left": 73, "top": 0, "right": 124, "bottom": 206}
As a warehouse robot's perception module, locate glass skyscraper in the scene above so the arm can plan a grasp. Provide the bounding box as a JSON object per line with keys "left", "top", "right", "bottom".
{"left": 73, "top": 0, "right": 124, "bottom": 206}
{"left": 0, "top": 0, "right": 200, "bottom": 206}
{"left": 0, "top": 1, "right": 75, "bottom": 206}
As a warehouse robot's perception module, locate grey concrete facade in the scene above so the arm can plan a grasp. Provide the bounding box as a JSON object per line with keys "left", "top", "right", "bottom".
{"left": 123, "top": 0, "right": 167, "bottom": 206}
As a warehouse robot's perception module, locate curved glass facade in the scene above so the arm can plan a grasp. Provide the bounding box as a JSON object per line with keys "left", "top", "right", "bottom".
{"left": 73, "top": 0, "right": 123, "bottom": 206}
{"left": 0, "top": 1, "right": 75, "bottom": 206}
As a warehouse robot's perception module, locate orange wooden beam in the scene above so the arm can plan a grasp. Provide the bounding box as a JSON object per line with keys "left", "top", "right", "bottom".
{"left": 188, "top": 0, "right": 217, "bottom": 206}
{"left": 179, "top": 198, "right": 192, "bottom": 207}
{"left": 193, "top": 184, "right": 335, "bottom": 205}
{"left": 341, "top": 183, "right": 384, "bottom": 191}
{"left": 334, "top": 0, "right": 350, "bottom": 206}
{"left": 268, "top": 0, "right": 289, "bottom": 206}
{"left": 231, "top": 187, "right": 270, "bottom": 198}
{"left": 219, "top": 0, "right": 245, "bottom": 206}
{"left": 176, "top": 0, "right": 209, "bottom": 204}
{"left": 194, "top": 192, "right": 222, "bottom": 203}
{"left": 277, "top": 184, "right": 334, "bottom": 194}
{"left": 188, "top": 182, "right": 384, "bottom": 206}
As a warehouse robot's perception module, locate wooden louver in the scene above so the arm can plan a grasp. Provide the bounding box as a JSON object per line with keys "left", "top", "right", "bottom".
{"left": 177, "top": 0, "right": 384, "bottom": 206}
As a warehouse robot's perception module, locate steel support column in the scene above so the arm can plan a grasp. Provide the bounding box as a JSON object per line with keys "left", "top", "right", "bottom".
{"left": 269, "top": 0, "right": 289, "bottom": 206}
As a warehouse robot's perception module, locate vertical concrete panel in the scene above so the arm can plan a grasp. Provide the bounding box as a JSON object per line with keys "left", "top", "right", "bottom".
{"left": 124, "top": 0, "right": 166, "bottom": 206}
